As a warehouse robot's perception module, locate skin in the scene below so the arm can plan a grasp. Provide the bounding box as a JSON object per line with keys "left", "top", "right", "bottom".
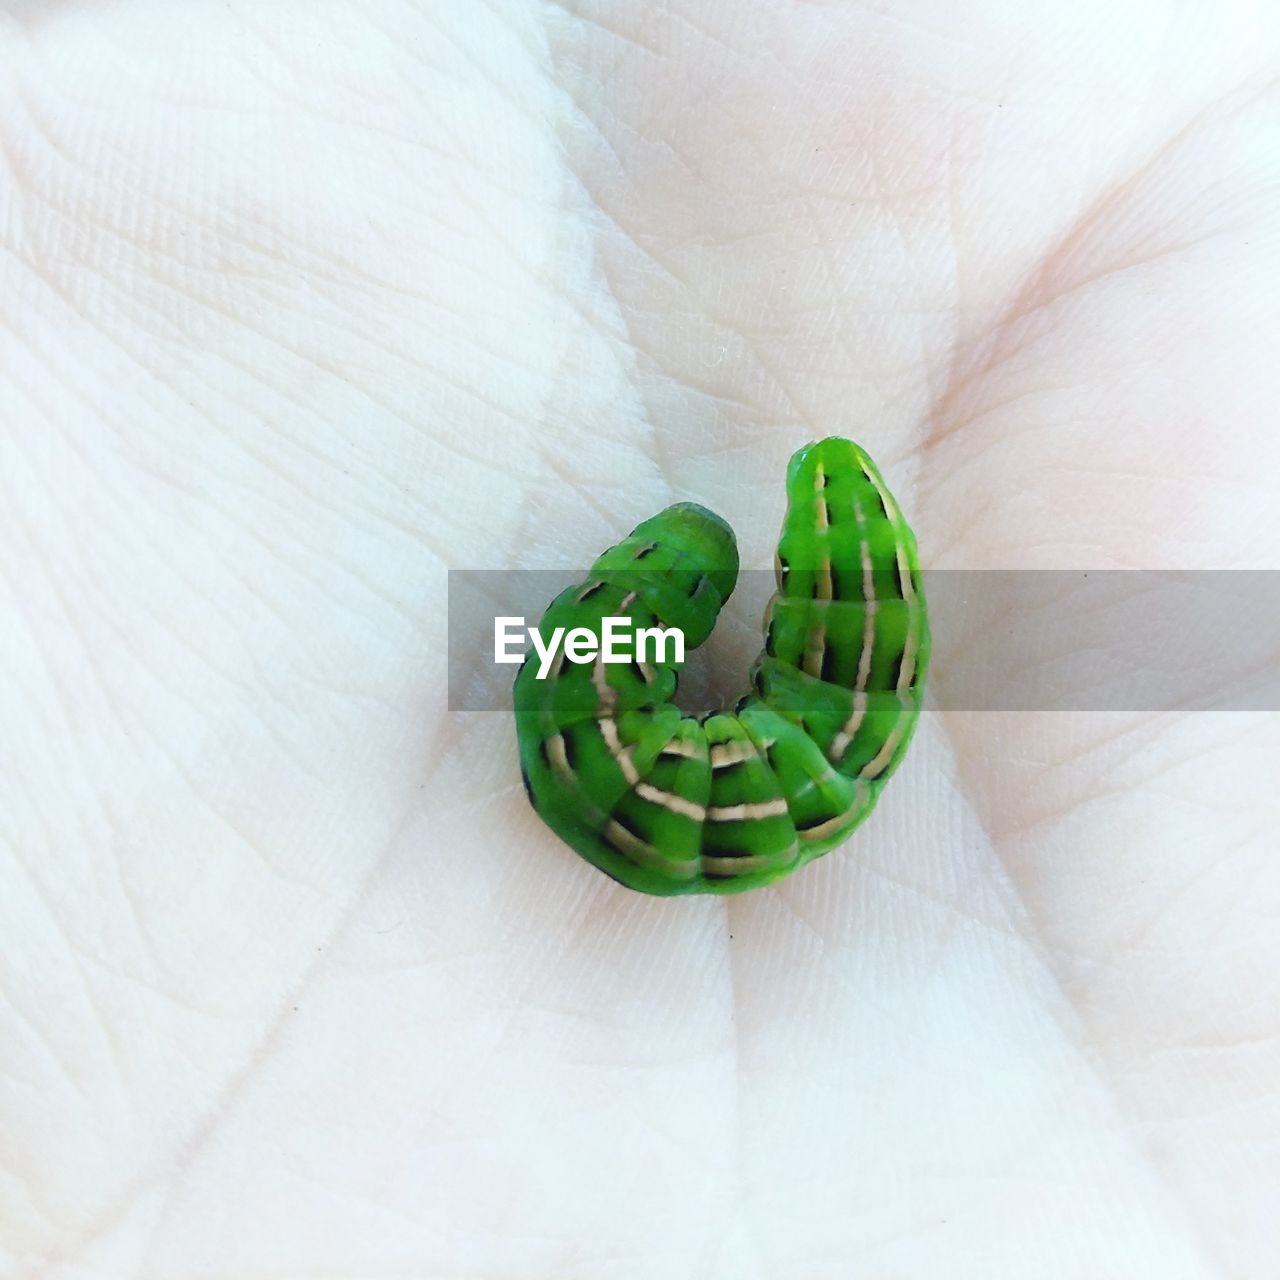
{"left": 1, "top": 1, "right": 1277, "bottom": 1276}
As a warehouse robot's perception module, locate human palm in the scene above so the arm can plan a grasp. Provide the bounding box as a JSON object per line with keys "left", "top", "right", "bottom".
{"left": 3, "top": 2, "right": 1277, "bottom": 1276}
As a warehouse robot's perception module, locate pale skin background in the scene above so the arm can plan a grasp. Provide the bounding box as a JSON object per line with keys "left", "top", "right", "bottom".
{"left": 2, "top": 1, "right": 1279, "bottom": 1277}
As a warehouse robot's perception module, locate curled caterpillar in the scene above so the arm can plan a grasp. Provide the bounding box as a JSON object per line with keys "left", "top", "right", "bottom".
{"left": 513, "top": 437, "right": 930, "bottom": 895}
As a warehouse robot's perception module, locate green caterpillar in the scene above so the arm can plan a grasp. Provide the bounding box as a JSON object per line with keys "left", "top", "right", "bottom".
{"left": 514, "top": 437, "right": 929, "bottom": 895}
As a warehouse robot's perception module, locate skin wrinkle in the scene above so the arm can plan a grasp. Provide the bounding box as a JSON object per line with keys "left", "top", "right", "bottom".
{"left": 5, "top": 61, "right": 571, "bottom": 434}
{"left": 0, "top": 586, "right": 179, "bottom": 1007}
{"left": 552, "top": 121, "right": 831, "bottom": 440}
{"left": 930, "top": 740, "right": 1247, "bottom": 1280}
{"left": 9, "top": 840, "right": 133, "bottom": 1104}
{"left": 0, "top": 854, "right": 102, "bottom": 1112}
{"left": 960, "top": 714, "right": 1267, "bottom": 847}
{"left": 19, "top": 355, "right": 461, "bottom": 611}
{"left": 554, "top": 39, "right": 957, "bottom": 443}
{"left": 766, "top": 136, "right": 870, "bottom": 394}
{"left": 548, "top": 2, "right": 666, "bottom": 61}
{"left": 0, "top": 528, "right": 97, "bottom": 793}
{"left": 8, "top": 375, "right": 440, "bottom": 706}
{"left": 19, "top": 770, "right": 449, "bottom": 1279}
{"left": 549, "top": 98, "right": 692, "bottom": 482}
{"left": 7, "top": 513, "right": 259, "bottom": 762}
{"left": 2, "top": 230, "right": 546, "bottom": 511}
{"left": 91, "top": 600, "right": 330, "bottom": 897}
{"left": 0, "top": 973, "right": 95, "bottom": 1126}
{"left": 922, "top": 76, "right": 1280, "bottom": 456}
{"left": 560, "top": 202, "right": 672, "bottom": 480}
{"left": 2, "top": 80, "right": 296, "bottom": 271}
{"left": 1119, "top": 845, "right": 1271, "bottom": 964}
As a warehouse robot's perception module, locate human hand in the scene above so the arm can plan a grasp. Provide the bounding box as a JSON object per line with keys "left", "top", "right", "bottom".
{"left": 3, "top": 2, "right": 1277, "bottom": 1276}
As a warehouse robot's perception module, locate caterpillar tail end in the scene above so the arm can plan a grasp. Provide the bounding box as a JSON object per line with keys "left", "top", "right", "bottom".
{"left": 630, "top": 501, "right": 739, "bottom": 604}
